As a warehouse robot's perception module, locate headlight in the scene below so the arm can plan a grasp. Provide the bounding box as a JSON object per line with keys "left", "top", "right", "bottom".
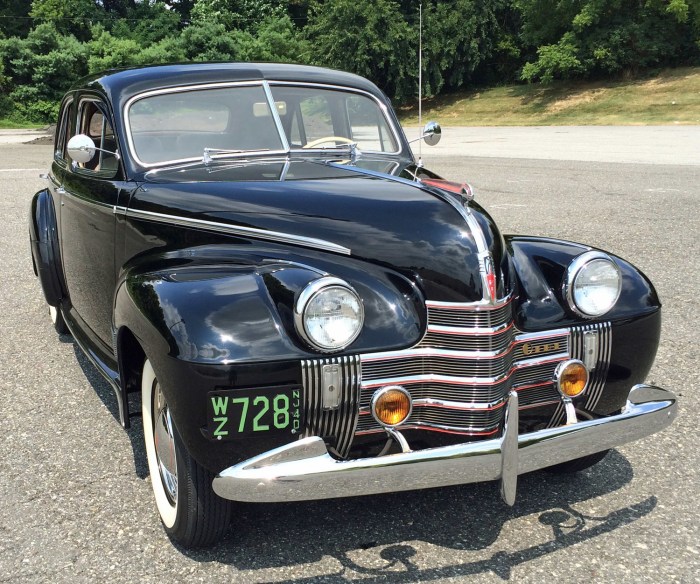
{"left": 294, "top": 277, "right": 364, "bottom": 352}
{"left": 564, "top": 251, "right": 621, "bottom": 317}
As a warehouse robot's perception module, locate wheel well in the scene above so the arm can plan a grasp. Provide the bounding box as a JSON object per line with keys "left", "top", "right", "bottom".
{"left": 117, "top": 326, "right": 146, "bottom": 428}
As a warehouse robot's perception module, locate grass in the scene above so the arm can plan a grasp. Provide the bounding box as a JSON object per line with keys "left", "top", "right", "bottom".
{"left": 400, "top": 67, "right": 700, "bottom": 126}
{"left": 0, "top": 119, "right": 45, "bottom": 129}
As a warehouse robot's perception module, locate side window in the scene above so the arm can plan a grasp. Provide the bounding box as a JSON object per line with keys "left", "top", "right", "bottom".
{"left": 74, "top": 99, "right": 119, "bottom": 178}
{"left": 55, "top": 99, "right": 75, "bottom": 163}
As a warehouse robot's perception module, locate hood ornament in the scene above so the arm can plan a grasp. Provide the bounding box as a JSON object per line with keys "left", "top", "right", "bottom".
{"left": 483, "top": 255, "right": 497, "bottom": 303}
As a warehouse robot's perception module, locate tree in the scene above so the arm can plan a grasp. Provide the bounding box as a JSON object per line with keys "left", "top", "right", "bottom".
{"left": 29, "top": 0, "right": 98, "bottom": 40}
{"left": 305, "top": 0, "right": 416, "bottom": 102}
{"left": 0, "top": 23, "right": 88, "bottom": 121}
{"left": 190, "top": 0, "right": 287, "bottom": 31}
{"left": 517, "top": 0, "right": 700, "bottom": 82}
{"left": 0, "top": 0, "right": 31, "bottom": 38}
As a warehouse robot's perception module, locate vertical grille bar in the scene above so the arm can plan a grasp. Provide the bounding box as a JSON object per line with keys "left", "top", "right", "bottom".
{"left": 549, "top": 322, "right": 612, "bottom": 427}
{"left": 301, "top": 355, "right": 361, "bottom": 458}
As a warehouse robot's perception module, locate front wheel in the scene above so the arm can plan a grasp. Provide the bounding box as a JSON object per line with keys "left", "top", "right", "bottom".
{"left": 142, "top": 359, "right": 232, "bottom": 547}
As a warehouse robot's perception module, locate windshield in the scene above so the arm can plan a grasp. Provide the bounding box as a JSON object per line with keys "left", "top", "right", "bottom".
{"left": 126, "top": 82, "right": 399, "bottom": 167}
{"left": 268, "top": 85, "right": 398, "bottom": 153}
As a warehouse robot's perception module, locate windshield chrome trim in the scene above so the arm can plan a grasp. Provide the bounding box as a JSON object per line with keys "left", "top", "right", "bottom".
{"left": 124, "top": 79, "right": 404, "bottom": 170}
{"left": 113, "top": 206, "right": 351, "bottom": 255}
{"left": 262, "top": 80, "right": 290, "bottom": 152}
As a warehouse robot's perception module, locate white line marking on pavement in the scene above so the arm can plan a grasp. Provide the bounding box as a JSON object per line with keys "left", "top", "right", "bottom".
{"left": 0, "top": 168, "right": 44, "bottom": 172}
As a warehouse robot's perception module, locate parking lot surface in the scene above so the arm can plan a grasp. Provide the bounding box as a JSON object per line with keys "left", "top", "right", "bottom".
{"left": 1, "top": 129, "right": 698, "bottom": 583}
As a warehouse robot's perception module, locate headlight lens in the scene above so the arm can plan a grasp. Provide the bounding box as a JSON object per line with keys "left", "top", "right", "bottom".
{"left": 565, "top": 252, "right": 621, "bottom": 317}
{"left": 295, "top": 277, "right": 364, "bottom": 352}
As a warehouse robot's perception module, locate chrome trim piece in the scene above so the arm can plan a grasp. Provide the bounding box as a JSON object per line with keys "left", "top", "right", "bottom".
{"left": 213, "top": 385, "right": 677, "bottom": 503}
{"left": 563, "top": 251, "right": 622, "bottom": 318}
{"left": 574, "top": 322, "right": 612, "bottom": 411}
{"left": 500, "top": 391, "right": 519, "bottom": 505}
{"left": 262, "top": 81, "right": 291, "bottom": 152}
{"left": 547, "top": 321, "right": 612, "bottom": 428}
{"left": 293, "top": 277, "right": 364, "bottom": 351}
{"left": 119, "top": 207, "right": 351, "bottom": 255}
{"left": 361, "top": 353, "right": 569, "bottom": 388}
{"left": 320, "top": 363, "right": 342, "bottom": 410}
{"left": 301, "top": 355, "right": 361, "bottom": 458}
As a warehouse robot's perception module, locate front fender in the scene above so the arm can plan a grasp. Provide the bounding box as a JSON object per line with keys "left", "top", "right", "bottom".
{"left": 113, "top": 248, "right": 426, "bottom": 470}
{"left": 508, "top": 235, "right": 662, "bottom": 415}
{"left": 507, "top": 236, "right": 660, "bottom": 330}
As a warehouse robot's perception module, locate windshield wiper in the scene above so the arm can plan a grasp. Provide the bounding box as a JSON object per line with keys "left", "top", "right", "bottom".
{"left": 202, "top": 147, "right": 271, "bottom": 165}
{"left": 298, "top": 142, "right": 361, "bottom": 163}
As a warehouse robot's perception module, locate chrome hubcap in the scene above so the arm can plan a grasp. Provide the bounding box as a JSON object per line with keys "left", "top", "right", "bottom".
{"left": 153, "top": 383, "right": 178, "bottom": 505}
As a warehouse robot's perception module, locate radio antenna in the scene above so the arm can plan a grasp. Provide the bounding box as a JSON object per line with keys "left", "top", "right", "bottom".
{"left": 418, "top": 1, "right": 423, "bottom": 166}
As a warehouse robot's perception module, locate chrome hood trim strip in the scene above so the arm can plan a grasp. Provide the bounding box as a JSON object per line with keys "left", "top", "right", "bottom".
{"left": 115, "top": 206, "right": 351, "bottom": 255}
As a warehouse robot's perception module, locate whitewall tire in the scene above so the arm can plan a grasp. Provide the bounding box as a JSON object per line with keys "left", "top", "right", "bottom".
{"left": 141, "top": 359, "right": 232, "bottom": 547}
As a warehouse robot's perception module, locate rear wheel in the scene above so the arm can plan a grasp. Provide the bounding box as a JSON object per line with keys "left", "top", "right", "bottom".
{"left": 49, "top": 304, "right": 68, "bottom": 335}
{"left": 142, "top": 359, "right": 231, "bottom": 547}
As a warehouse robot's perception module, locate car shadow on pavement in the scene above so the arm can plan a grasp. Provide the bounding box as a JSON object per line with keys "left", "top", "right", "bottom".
{"left": 72, "top": 344, "right": 149, "bottom": 479}
{"left": 185, "top": 451, "right": 649, "bottom": 582}
{"left": 71, "top": 341, "right": 654, "bottom": 582}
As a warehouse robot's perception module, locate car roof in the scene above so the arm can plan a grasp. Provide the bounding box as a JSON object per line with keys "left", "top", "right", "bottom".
{"left": 74, "top": 62, "right": 388, "bottom": 105}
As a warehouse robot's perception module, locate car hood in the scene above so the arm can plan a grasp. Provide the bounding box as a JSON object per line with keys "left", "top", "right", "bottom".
{"left": 137, "top": 159, "right": 510, "bottom": 302}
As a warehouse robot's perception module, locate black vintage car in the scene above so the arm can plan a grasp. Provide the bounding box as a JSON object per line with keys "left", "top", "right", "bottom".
{"left": 30, "top": 63, "right": 676, "bottom": 547}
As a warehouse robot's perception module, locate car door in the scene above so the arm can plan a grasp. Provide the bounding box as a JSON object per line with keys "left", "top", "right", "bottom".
{"left": 55, "top": 95, "right": 125, "bottom": 347}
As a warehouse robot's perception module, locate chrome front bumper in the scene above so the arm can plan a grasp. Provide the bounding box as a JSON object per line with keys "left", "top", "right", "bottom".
{"left": 212, "top": 385, "right": 676, "bottom": 504}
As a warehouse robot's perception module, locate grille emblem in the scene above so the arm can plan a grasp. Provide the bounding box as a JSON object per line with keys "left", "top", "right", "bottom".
{"left": 523, "top": 341, "right": 562, "bottom": 356}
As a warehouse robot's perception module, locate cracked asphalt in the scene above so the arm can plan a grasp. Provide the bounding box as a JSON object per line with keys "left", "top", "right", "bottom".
{"left": 0, "top": 129, "right": 698, "bottom": 583}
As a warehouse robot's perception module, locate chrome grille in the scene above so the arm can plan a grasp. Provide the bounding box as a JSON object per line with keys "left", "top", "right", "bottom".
{"left": 300, "top": 297, "right": 612, "bottom": 446}
{"left": 301, "top": 355, "right": 361, "bottom": 457}
{"left": 547, "top": 322, "right": 612, "bottom": 427}
{"left": 427, "top": 300, "right": 513, "bottom": 328}
{"left": 358, "top": 297, "right": 574, "bottom": 436}
{"left": 362, "top": 350, "right": 515, "bottom": 380}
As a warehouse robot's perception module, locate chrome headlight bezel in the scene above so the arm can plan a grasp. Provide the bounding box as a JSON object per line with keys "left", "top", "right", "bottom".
{"left": 564, "top": 251, "right": 622, "bottom": 318}
{"left": 294, "top": 276, "right": 364, "bottom": 352}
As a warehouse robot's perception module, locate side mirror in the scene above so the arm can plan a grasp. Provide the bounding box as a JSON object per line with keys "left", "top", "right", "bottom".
{"left": 67, "top": 134, "right": 120, "bottom": 164}
{"left": 67, "top": 134, "right": 97, "bottom": 163}
{"left": 422, "top": 121, "right": 441, "bottom": 146}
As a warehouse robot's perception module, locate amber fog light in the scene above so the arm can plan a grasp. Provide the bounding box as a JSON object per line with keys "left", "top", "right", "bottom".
{"left": 555, "top": 360, "right": 589, "bottom": 398}
{"left": 371, "top": 386, "right": 412, "bottom": 427}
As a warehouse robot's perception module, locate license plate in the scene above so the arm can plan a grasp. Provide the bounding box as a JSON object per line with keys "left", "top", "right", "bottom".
{"left": 207, "top": 386, "right": 303, "bottom": 440}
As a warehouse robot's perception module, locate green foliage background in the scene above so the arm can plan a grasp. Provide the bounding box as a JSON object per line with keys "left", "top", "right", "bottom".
{"left": 0, "top": 0, "right": 698, "bottom": 123}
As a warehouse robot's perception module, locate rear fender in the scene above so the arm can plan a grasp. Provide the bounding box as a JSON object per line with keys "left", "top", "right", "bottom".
{"left": 29, "top": 189, "right": 66, "bottom": 307}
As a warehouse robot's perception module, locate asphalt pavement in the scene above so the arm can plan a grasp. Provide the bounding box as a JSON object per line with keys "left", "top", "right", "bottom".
{"left": 0, "top": 127, "right": 698, "bottom": 583}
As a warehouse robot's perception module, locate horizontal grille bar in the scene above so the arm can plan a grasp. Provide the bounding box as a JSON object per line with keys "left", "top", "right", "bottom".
{"left": 426, "top": 299, "right": 513, "bottom": 329}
